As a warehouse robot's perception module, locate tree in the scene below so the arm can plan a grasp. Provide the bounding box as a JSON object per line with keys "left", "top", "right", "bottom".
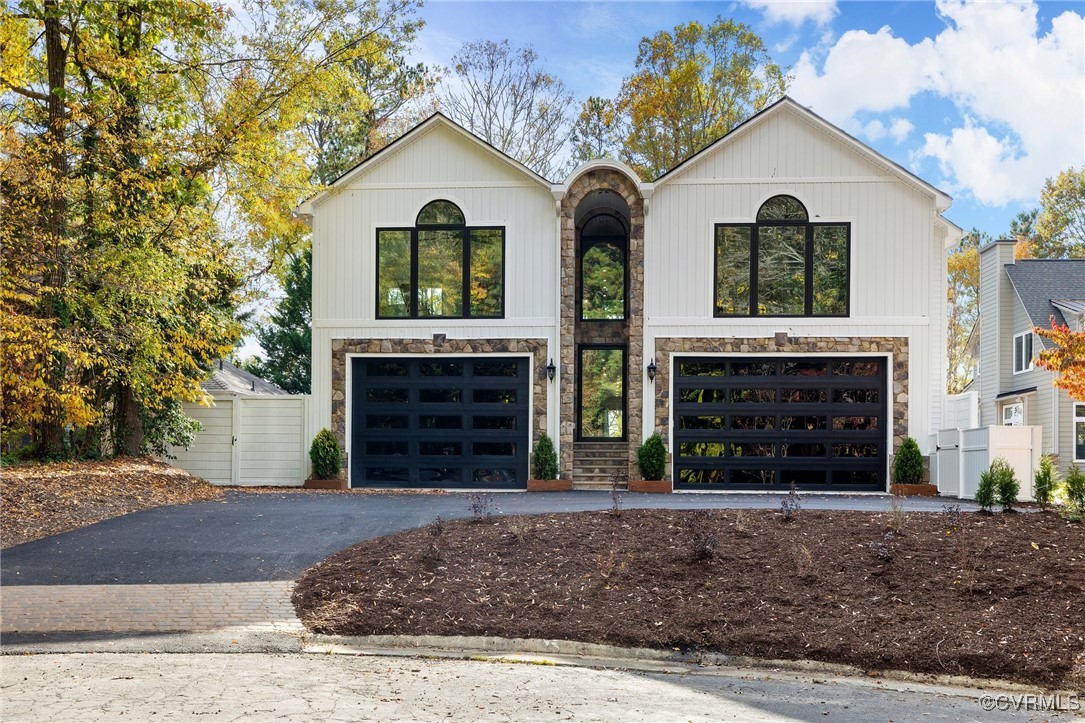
{"left": 569, "top": 97, "right": 621, "bottom": 166}
{"left": 1034, "top": 319, "right": 1085, "bottom": 401}
{"left": 946, "top": 231, "right": 984, "bottom": 393}
{"left": 1, "top": 0, "right": 420, "bottom": 459}
{"left": 617, "top": 18, "right": 788, "bottom": 179}
{"left": 439, "top": 40, "right": 574, "bottom": 179}
{"left": 1034, "top": 166, "right": 1085, "bottom": 259}
{"left": 247, "top": 249, "right": 312, "bottom": 394}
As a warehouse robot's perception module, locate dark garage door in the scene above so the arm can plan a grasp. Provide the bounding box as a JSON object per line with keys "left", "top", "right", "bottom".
{"left": 673, "top": 356, "right": 887, "bottom": 491}
{"left": 351, "top": 357, "right": 530, "bottom": 489}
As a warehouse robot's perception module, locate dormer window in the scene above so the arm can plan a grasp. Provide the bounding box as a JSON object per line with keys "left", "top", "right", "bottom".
{"left": 376, "top": 200, "right": 504, "bottom": 319}
{"left": 715, "top": 195, "right": 849, "bottom": 317}
{"left": 1012, "top": 331, "right": 1034, "bottom": 374}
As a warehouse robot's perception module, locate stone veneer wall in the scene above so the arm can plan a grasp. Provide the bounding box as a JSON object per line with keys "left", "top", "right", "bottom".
{"left": 651, "top": 336, "right": 910, "bottom": 481}
{"left": 560, "top": 170, "right": 645, "bottom": 480}
{"left": 330, "top": 338, "right": 550, "bottom": 474}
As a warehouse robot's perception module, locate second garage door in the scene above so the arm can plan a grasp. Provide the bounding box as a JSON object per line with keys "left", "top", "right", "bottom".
{"left": 351, "top": 357, "right": 530, "bottom": 489}
{"left": 673, "top": 356, "right": 888, "bottom": 491}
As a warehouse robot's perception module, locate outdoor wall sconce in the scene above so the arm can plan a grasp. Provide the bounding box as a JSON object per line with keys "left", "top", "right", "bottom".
{"left": 546, "top": 358, "right": 556, "bottom": 382}
{"left": 647, "top": 358, "right": 657, "bottom": 382}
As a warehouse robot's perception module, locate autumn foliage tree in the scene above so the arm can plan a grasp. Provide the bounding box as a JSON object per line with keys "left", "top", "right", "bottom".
{"left": 1035, "top": 319, "right": 1085, "bottom": 401}
{"left": 616, "top": 18, "right": 788, "bottom": 179}
{"left": 1, "top": 0, "right": 423, "bottom": 459}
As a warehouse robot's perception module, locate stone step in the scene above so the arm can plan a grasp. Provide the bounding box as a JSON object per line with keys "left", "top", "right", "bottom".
{"left": 574, "top": 442, "right": 627, "bottom": 450}
{"left": 572, "top": 480, "right": 628, "bottom": 491}
{"left": 574, "top": 451, "right": 628, "bottom": 461}
{"left": 573, "top": 467, "right": 627, "bottom": 478}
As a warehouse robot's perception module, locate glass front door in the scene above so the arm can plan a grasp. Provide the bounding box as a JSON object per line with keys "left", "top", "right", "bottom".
{"left": 578, "top": 345, "right": 626, "bottom": 440}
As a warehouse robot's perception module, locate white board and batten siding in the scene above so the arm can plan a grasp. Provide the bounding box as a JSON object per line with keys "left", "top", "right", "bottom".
{"left": 170, "top": 395, "right": 310, "bottom": 486}
{"left": 309, "top": 121, "right": 561, "bottom": 444}
{"left": 643, "top": 104, "right": 951, "bottom": 448}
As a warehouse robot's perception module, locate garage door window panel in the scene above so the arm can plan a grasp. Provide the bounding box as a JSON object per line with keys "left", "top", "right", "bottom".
{"left": 352, "top": 357, "right": 528, "bottom": 488}
{"left": 674, "top": 356, "right": 887, "bottom": 491}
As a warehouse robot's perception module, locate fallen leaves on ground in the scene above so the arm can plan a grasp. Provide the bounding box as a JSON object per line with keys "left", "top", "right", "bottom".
{"left": 2, "top": 457, "right": 223, "bottom": 548}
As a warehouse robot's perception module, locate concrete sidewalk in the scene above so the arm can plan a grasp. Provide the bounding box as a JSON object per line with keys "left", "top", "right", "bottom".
{"left": 1, "top": 652, "right": 1055, "bottom": 722}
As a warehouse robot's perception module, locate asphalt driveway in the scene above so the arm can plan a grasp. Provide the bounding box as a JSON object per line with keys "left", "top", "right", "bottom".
{"left": 1, "top": 491, "right": 973, "bottom": 586}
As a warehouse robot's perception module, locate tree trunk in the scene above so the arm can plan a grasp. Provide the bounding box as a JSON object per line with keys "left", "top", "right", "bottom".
{"left": 116, "top": 384, "right": 145, "bottom": 456}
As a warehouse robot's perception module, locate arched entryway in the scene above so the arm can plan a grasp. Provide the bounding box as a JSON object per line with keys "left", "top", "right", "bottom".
{"left": 560, "top": 167, "right": 645, "bottom": 486}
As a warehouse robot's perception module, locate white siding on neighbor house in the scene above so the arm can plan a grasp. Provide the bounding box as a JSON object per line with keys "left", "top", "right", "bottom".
{"left": 643, "top": 106, "right": 946, "bottom": 448}
{"left": 171, "top": 400, "right": 234, "bottom": 485}
{"left": 1057, "top": 389, "right": 1081, "bottom": 474}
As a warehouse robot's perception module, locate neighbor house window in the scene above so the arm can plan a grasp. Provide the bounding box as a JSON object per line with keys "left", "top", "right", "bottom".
{"left": 715, "top": 195, "right": 849, "bottom": 317}
{"left": 1012, "top": 331, "right": 1034, "bottom": 374}
{"left": 1002, "top": 401, "right": 1023, "bottom": 427}
{"left": 1075, "top": 403, "right": 1085, "bottom": 461}
{"left": 376, "top": 200, "right": 504, "bottom": 319}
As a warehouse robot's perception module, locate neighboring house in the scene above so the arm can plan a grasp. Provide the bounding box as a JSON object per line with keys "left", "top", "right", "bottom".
{"left": 297, "top": 96, "right": 961, "bottom": 492}
{"left": 976, "top": 240, "right": 1085, "bottom": 473}
{"left": 169, "top": 360, "right": 309, "bottom": 486}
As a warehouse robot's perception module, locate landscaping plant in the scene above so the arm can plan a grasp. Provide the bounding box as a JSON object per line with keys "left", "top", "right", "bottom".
{"left": 892, "top": 436, "right": 924, "bottom": 484}
{"left": 636, "top": 433, "right": 667, "bottom": 481}
{"left": 1065, "top": 464, "right": 1085, "bottom": 516}
{"left": 309, "top": 429, "right": 341, "bottom": 480}
{"left": 974, "top": 463, "right": 998, "bottom": 512}
{"left": 1033, "top": 454, "right": 1060, "bottom": 510}
{"left": 467, "top": 493, "right": 496, "bottom": 522}
{"left": 532, "top": 434, "right": 558, "bottom": 480}
{"left": 780, "top": 482, "right": 801, "bottom": 521}
{"left": 994, "top": 458, "right": 1020, "bottom": 511}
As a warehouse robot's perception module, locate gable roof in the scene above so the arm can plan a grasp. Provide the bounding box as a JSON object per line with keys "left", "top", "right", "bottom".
{"left": 203, "top": 360, "right": 289, "bottom": 396}
{"left": 296, "top": 113, "right": 551, "bottom": 215}
{"left": 1004, "top": 259, "right": 1085, "bottom": 345}
{"left": 653, "top": 96, "right": 953, "bottom": 210}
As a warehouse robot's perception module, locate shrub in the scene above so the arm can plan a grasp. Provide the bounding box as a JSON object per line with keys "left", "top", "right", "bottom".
{"left": 309, "top": 428, "right": 341, "bottom": 480}
{"left": 637, "top": 433, "right": 667, "bottom": 480}
{"left": 780, "top": 482, "right": 801, "bottom": 521}
{"left": 892, "top": 437, "right": 924, "bottom": 484}
{"left": 995, "top": 461, "right": 1020, "bottom": 512}
{"left": 532, "top": 433, "right": 558, "bottom": 480}
{"left": 975, "top": 464, "right": 998, "bottom": 512}
{"left": 468, "top": 493, "right": 496, "bottom": 522}
{"left": 1034, "top": 454, "right": 1060, "bottom": 509}
{"left": 1066, "top": 464, "right": 1085, "bottom": 511}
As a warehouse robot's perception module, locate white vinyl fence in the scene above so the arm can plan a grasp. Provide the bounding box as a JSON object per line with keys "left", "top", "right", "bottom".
{"left": 929, "top": 425, "right": 1041, "bottom": 501}
{"left": 943, "top": 391, "right": 979, "bottom": 430}
{"left": 168, "top": 395, "right": 311, "bottom": 486}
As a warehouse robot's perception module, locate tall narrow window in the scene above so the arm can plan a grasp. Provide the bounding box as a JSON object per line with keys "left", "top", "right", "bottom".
{"left": 376, "top": 200, "right": 504, "bottom": 319}
{"left": 579, "top": 213, "right": 627, "bottom": 320}
{"left": 715, "top": 195, "right": 849, "bottom": 317}
{"left": 1012, "top": 331, "right": 1034, "bottom": 373}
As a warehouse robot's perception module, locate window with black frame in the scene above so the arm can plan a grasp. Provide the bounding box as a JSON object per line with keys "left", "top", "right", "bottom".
{"left": 715, "top": 195, "right": 849, "bottom": 317}
{"left": 376, "top": 200, "right": 505, "bottom": 319}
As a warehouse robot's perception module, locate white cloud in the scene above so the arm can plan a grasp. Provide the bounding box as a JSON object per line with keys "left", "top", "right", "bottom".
{"left": 888, "top": 118, "right": 914, "bottom": 144}
{"left": 744, "top": 0, "right": 838, "bottom": 27}
{"left": 862, "top": 120, "right": 887, "bottom": 142}
{"left": 788, "top": 0, "right": 1085, "bottom": 206}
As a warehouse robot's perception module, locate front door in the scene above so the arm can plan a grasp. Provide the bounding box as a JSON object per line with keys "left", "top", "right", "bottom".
{"left": 577, "top": 345, "right": 626, "bottom": 440}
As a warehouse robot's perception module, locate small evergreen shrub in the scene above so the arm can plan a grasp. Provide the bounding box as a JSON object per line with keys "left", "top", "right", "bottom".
{"left": 1033, "top": 454, "right": 1059, "bottom": 509}
{"left": 309, "top": 428, "right": 341, "bottom": 480}
{"left": 975, "top": 463, "right": 998, "bottom": 512}
{"left": 994, "top": 459, "right": 1020, "bottom": 511}
{"left": 892, "top": 437, "right": 924, "bottom": 484}
{"left": 637, "top": 433, "right": 667, "bottom": 481}
{"left": 1065, "top": 464, "right": 1085, "bottom": 511}
{"left": 532, "top": 434, "right": 558, "bottom": 480}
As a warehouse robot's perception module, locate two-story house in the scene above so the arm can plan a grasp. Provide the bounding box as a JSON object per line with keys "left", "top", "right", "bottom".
{"left": 976, "top": 240, "right": 1085, "bottom": 473}
{"left": 297, "top": 96, "right": 961, "bottom": 491}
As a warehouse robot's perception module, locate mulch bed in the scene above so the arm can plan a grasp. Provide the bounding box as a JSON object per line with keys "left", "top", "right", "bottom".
{"left": 1, "top": 457, "right": 223, "bottom": 548}
{"left": 293, "top": 508, "right": 1085, "bottom": 687}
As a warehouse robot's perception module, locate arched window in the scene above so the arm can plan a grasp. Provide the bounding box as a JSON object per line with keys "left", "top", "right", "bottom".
{"left": 715, "top": 195, "right": 849, "bottom": 317}
{"left": 579, "top": 212, "right": 627, "bottom": 320}
{"left": 376, "top": 200, "right": 504, "bottom": 319}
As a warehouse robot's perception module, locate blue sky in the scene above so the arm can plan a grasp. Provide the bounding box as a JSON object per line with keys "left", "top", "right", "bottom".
{"left": 409, "top": 0, "right": 1085, "bottom": 240}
